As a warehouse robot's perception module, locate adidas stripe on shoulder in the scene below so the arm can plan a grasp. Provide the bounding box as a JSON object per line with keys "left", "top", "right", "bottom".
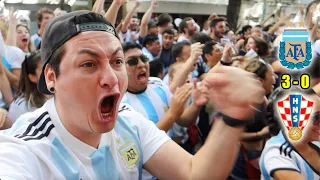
{"left": 14, "top": 111, "right": 55, "bottom": 141}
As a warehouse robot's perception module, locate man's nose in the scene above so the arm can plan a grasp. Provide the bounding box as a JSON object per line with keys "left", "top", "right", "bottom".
{"left": 100, "top": 65, "right": 118, "bottom": 89}
{"left": 137, "top": 58, "right": 146, "bottom": 68}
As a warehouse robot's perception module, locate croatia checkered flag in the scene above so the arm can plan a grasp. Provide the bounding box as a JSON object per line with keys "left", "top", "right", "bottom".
{"left": 277, "top": 94, "right": 314, "bottom": 130}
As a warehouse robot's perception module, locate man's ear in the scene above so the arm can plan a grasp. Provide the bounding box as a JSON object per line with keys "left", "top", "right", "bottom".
{"left": 44, "top": 64, "right": 56, "bottom": 91}
{"left": 36, "top": 19, "right": 41, "bottom": 27}
{"left": 146, "top": 43, "right": 151, "bottom": 50}
{"left": 210, "top": 27, "right": 214, "bottom": 33}
{"left": 176, "top": 57, "right": 183, "bottom": 62}
{"left": 204, "top": 54, "right": 211, "bottom": 62}
{"left": 184, "top": 27, "right": 188, "bottom": 34}
{"left": 28, "top": 74, "right": 38, "bottom": 84}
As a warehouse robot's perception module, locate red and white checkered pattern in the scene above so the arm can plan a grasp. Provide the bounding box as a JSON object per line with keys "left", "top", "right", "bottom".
{"left": 277, "top": 96, "right": 313, "bottom": 130}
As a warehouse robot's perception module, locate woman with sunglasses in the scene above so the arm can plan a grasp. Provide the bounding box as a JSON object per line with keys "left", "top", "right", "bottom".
{"left": 260, "top": 89, "right": 320, "bottom": 180}
{"left": 229, "top": 58, "right": 277, "bottom": 179}
{"left": 7, "top": 51, "right": 51, "bottom": 122}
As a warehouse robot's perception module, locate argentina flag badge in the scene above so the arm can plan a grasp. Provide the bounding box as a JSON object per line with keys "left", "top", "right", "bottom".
{"left": 279, "top": 24, "right": 312, "bottom": 69}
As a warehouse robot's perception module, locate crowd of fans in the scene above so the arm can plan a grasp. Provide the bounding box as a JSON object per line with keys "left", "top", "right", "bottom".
{"left": 0, "top": 0, "right": 319, "bottom": 179}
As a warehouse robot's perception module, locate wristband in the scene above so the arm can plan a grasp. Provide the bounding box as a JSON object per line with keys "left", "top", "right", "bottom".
{"left": 220, "top": 60, "right": 233, "bottom": 66}
{"left": 216, "top": 112, "right": 253, "bottom": 127}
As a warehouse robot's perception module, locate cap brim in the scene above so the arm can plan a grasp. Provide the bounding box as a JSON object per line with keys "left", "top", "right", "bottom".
{"left": 37, "top": 70, "right": 52, "bottom": 95}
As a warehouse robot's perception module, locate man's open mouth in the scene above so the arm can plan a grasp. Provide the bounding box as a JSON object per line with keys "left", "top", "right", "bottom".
{"left": 137, "top": 71, "right": 147, "bottom": 83}
{"left": 99, "top": 94, "right": 119, "bottom": 122}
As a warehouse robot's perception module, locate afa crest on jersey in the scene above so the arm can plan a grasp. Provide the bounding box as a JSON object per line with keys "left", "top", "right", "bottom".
{"left": 277, "top": 94, "right": 314, "bottom": 140}
{"left": 279, "top": 27, "right": 312, "bottom": 69}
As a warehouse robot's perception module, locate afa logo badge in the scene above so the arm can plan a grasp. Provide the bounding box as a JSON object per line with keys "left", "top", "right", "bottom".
{"left": 277, "top": 94, "right": 314, "bottom": 140}
{"left": 119, "top": 140, "right": 140, "bottom": 169}
{"left": 279, "top": 25, "right": 312, "bottom": 69}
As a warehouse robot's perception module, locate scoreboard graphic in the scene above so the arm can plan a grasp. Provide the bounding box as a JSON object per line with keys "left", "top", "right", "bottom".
{"left": 277, "top": 21, "right": 315, "bottom": 141}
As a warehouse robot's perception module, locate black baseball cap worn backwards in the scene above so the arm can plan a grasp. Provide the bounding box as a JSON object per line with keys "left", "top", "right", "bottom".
{"left": 37, "top": 10, "right": 119, "bottom": 95}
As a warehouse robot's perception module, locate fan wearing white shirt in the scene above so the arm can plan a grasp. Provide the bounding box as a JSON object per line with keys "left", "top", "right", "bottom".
{"left": 0, "top": 10, "right": 266, "bottom": 180}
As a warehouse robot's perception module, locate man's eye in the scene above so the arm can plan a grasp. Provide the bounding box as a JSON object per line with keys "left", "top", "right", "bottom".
{"left": 115, "top": 59, "right": 124, "bottom": 65}
{"left": 81, "top": 62, "right": 96, "bottom": 67}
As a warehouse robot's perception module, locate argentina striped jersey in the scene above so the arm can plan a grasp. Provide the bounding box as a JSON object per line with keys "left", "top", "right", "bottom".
{"left": 260, "top": 131, "right": 320, "bottom": 180}
{"left": 0, "top": 98, "right": 170, "bottom": 179}
{"left": 122, "top": 77, "right": 172, "bottom": 124}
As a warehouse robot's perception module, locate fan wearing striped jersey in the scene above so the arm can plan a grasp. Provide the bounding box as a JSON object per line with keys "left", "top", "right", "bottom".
{"left": 122, "top": 42, "right": 209, "bottom": 134}
{"left": 0, "top": 9, "right": 266, "bottom": 180}
{"left": 260, "top": 90, "right": 320, "bottom": 180}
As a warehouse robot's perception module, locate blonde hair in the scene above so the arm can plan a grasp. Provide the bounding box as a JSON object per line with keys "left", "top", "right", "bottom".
{"left": 0, "top": 20, "right": 8, "bottom": 40}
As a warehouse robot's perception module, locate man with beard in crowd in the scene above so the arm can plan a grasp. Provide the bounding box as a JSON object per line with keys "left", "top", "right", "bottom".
{"left": 177, "top": 17, "right": 196, "bottom": 43}
{"left": 209, "top": 17, "right": 228, "bottom": 45}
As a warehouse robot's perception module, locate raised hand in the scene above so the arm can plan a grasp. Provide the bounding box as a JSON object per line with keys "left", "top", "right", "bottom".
{"left": 135, "top": 0, "right": 141, "bottom": 8}
{"left": 8, "top": 7, "right": 19, "bottom": 24}
{"left": 151, "top": 0, "right": 158, "bottom": 10}
{"left": 208, "top": 13, "right": 217, "bottom": 21}
{"left": 204, "top": 66, "right": 265, "bottom": 120}
{"left": 221, "top": 44, "right": 236, "bottom": 64}
{"left": 114, "top": 0, "right": 126, "bottom": 6}
{"left": 190, "top": 42, "right": 204, "bottom": 61}
{"left": 192, "top": 78, "right": 209, "bottom": 107}
{"left": 258, "top": 126, "right": 270, "bottom": 137}
{"left": 169, "top": 83, "right": 192, "bottom": 117}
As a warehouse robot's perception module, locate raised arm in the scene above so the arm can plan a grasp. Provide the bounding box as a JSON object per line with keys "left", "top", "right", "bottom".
{"left": 92, "top": 0, "right": 105, "bottom": 15}
{"left": 139, "top": 0, "right": 158, "bottom": 38}
{"left": 260, "top": 13, "right": 274, "bottom": 27}
{"left": 104, "top": 0, "right": 125, "bottom": 26}
{"left": 3, "top": 67, "right": 19, "bottom": 90}
{"left": 267, "top": 14, "right": 291, "bottom": 35}
{"left": 121, "top": 1, "right": 141, "bottom": 33}
{"left": 144, "top": 65, "right": 266, "bottom": 180}
{"left": 6, "top": 7, "right": 18, "bottom": 46}
{"left": 169, "top": 43, "right": 204, "bottom": 93}
{"left": 176, "top": 79, "right": 209, "bottom": 127}
{"left": 156, "top": 83, "right": 192, "bottom": 132}
{"left": 0, "top": 32, "right": 14, "bottom": 101}
{"left": 0, "top": 64, "right": 13, "bottom": 107}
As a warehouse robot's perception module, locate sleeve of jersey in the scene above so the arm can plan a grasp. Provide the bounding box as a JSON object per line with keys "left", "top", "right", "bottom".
{"left": 8, "top": 47, "right": 25, "bottom": 69}
{"left": 139, "top": 118, "right": 170, "bottom": 164}
{"left": 262, "top": 145, "right": 300, "bottom": 178}
{"left": 123, "top": 104, "right": 171, "bottom": 164}
{"left": 161, "top": 81, "right": 173, "bottom": 105}
{"left": 0, "top": 138, "right": 42, "bottom": 179}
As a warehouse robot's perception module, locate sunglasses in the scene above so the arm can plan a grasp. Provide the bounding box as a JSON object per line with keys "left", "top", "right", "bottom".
{"left": 126, "top": 54, "right": 149, "bottom": 66}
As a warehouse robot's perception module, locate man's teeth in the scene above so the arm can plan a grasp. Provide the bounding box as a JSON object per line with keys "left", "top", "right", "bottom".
{"left": 101, "top": 112, "right": 110, "bottom": 117}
